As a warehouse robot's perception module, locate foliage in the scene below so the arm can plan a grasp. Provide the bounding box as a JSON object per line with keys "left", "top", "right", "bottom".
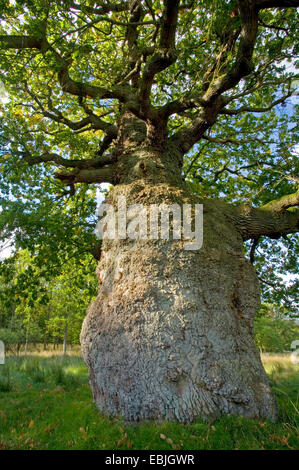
{"left": 254, "top": 316, "right": 299, "bottom": 352}
{"left": 0, "top": 249, "right": 97, "bottom": 349}
{"left": 0, "top": 327, "right": 25, "bottom": 353}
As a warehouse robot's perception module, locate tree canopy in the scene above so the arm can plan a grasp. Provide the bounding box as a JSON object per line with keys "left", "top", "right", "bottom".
{"left": 0, "top": 0, "right": 298, "bottom": 308}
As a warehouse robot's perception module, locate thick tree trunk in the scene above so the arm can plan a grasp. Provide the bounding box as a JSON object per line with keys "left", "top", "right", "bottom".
{"left": 80, "top": 146, "right": 277, "bottom": 422}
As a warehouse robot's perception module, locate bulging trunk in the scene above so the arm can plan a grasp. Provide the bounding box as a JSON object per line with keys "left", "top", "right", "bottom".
{"left": 80, "top": 150, "right": 277, "bottom": 422}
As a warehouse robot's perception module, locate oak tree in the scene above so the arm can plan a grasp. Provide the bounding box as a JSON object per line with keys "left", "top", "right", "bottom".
{"left": 0, "top": 0, "right": 298, "bottom": 422}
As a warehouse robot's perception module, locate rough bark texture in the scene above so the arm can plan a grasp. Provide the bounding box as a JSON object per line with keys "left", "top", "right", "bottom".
{"left": 80, "top": 179, "right": 277, "bottom": 423}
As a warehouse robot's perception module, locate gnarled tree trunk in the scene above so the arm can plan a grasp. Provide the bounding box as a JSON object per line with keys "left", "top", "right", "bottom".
{"left": 80, "top": 116, "right": 278, "bottom": 423}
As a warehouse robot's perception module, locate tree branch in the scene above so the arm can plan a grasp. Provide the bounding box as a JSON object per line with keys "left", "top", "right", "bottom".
{"left": 202, "top": 134, "right": 272, "bottom": 146}
{"left": 220, "top": 91, "right": 296, "bottom": 115}
{"left": 169, "top": 99, "right": 225, "bottom": 154}
{"left": 19, "top": 151, "right": 115, "bottom": 170}
{"left": 166, "top": 0, "right": 260, "bottom": 153}
{"left": 228, "top": 188, "right": 299, "bottom": 240}
{"left": 122, "top": 0, "right": 145, "bottom": 88}
{"left": 165, "top": 0, "right": 298, "bottom": 153}
{"left": 26, "top": 87, "right": 117, "bottom": 136}
{"left": 43, "top": 108, "right": 117, "bottom": 135}
{"left": 249, "top": 235, "right": 261, "bottom": 264}
{"left": 138, "top": 0, "right": 180, "bottom": 113}
{"left": 158, "top": 93, "right": 207, "bottom": 119}
{"left": 69, "top": 1, "right": 129, "bottom": 16}
{"left": 0, "top": 35, "right": 41, "bottom": 49}
{"left": 213, "top": 163, "right": 258, "bottom": 183}
{"left": 0, "top": 35, "right": 138, "bottom": 108}
{"left": 202, "top": 1, "right": 259, "bottom": 104}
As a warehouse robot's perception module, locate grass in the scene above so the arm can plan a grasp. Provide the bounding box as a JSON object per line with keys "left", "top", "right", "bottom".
{"left": 0, "top": 353, "right": 298, "bottom": 450}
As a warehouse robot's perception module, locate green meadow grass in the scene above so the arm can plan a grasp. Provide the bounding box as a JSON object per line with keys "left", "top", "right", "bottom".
{"left": 0, "top": 353, "right": 298, "bottom": 450}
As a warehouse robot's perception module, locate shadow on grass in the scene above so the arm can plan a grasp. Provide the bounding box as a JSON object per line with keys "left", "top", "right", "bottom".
{"left": 0, "top": 354, "right": 298, "bottom": 450}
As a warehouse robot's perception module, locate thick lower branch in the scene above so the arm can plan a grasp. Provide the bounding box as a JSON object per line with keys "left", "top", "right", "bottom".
{"left": 256, "top": 0, "right": 299, "bottom": 8}
{"left": 228, "top": 204, "right": 299, "bottom": 240}
{"left": 55, "top": 165, "right": 116, "bottom": 185}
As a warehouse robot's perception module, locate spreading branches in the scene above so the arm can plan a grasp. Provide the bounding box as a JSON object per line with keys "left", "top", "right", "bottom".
{"left": 0, "top": 35, "right": 41, "bottom": 49}
{"left": 168, "top": 99, "right": 225, "bottom": 154}
{"left": 7, "top": 151, "right": 116, "bottom": 184}
{"left": 255, "top": 0, "right": 299, "bottom": 9}
{"left": 1, "top": 0, "right": 298, "bottom": 142}
{"left": 1, "top": 1, "right": 298, "bottom": 171}
{"left": 202, "top": 134, "right": 272, "bottom": 146}
{"left": 0, "top": 35, "right": 137, "bottom": 108}
{"left": 158, "top": 94, "right": 207, "bottom": 120}
{"left": 166, "top": 1, "right": 260, "bottom": 153}
{"left": 15, "top": 148, "right": 117, "bottom": 185}
{"left": 166, "top": 0, "right": 298, "bottom": 154}
{"left": 17, "top": 147, "right": 117, "bottom": 185}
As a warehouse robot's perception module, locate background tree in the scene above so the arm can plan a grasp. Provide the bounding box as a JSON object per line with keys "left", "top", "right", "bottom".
{"left": 0, "top": 248, "right": 97, "bottom": 352}
{"left": 0, "top": 0, "right": 298, "bottom": 423}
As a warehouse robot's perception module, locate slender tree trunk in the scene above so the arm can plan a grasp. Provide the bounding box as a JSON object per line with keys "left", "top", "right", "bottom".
{"left": 44, "top": 304, "right": 50, "bottom": 351}
{"left": 63, "top": 319, "right": 68, "bottom": 356}
{"left": 80, "top": 119, "right": 277, "bottom": 423}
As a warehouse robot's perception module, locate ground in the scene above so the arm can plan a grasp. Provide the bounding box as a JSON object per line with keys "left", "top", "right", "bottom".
{"left": 0, "top": 350, "right": 298, "bottom": 450}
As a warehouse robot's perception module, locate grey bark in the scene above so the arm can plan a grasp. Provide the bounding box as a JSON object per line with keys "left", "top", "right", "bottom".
{"left": 80, "top": 160, "right": 277, "bottom": 423}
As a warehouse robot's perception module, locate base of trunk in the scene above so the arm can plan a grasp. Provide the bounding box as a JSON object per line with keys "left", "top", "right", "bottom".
{"left": 80, "top": 184, "right": 277, "bottom": 423}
